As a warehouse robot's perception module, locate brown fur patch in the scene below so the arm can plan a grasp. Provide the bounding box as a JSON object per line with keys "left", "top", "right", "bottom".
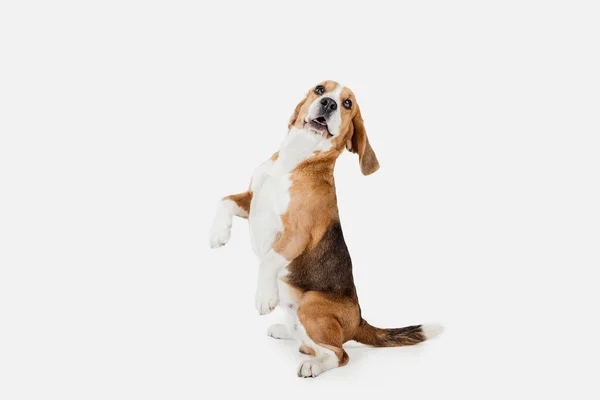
{"left": 349, "top": 108, "right": 379, "bottom": 175}
{"left": 223, "top": 191, "right": 252, "bottom": 217}
{"left": 298, "top": 292, "right": 360, "bottom": 342}
{"left": 272, "top": 151, "right": 339, "bottom": 260}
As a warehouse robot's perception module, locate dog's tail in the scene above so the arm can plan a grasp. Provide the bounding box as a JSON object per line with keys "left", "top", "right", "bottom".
{"left": 352, "top": 319, "right": 443, "bottom": 347}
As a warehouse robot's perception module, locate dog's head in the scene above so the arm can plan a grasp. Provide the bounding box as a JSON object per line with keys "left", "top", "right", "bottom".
{"left": 288, "top": 81, "right": 379, "bottom": 175}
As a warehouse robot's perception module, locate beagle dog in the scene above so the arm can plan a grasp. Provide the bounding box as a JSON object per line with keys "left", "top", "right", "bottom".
{"left": 210, "top": 81, "right": 441, "bottom": 378}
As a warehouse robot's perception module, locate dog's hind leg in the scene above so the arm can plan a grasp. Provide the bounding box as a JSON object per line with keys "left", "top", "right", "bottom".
{"left": 294, "top": 292, "right": 358, "bottom": 378}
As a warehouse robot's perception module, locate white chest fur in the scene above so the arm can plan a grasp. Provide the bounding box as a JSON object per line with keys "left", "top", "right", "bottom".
{"left": 248, "top": 128, "right": 332, "bottom": 257}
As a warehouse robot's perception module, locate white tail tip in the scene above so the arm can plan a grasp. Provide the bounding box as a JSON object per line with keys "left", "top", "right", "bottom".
{"left": 422, "top": 323, "right": 444, "bottom": 340}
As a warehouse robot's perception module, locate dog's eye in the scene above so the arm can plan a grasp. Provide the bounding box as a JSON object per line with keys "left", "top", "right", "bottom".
{"left": 343, "top": 99, "right": 352, "bottom": 109}
{"left": 314, "top": 85, "right": 325, "bottom": 95}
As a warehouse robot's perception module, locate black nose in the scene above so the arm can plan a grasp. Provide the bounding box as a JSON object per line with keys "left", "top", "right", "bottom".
{"left": 320, "top": 97, "right": 337, "bottom": 112}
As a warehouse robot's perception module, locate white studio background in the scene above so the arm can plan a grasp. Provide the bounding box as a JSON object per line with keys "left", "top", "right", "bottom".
{"left": 1, "top": 1, "right": 599, "bottom": 399}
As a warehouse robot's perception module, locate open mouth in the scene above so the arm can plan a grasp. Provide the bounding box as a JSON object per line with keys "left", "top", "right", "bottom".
{"left": 306, "top": 116, "right": 332, "bottom": 138}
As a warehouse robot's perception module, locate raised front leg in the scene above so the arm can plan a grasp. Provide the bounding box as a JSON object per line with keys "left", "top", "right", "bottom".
{"left": 255, "top": 249, "right": 289, "bottom": 315}
{"left": 209, "top": 191, "right": 252, "bottom": 248}
{"left": 255, "top": 225, "right": 309, "bottom": 315}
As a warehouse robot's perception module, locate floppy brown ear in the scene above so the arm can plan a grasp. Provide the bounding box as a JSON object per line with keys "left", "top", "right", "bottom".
{"left": 288, "top": 95, "right": 307, "bottom": 130}
{"left": 348, "top": 108, "right": 379, "bottom": 175}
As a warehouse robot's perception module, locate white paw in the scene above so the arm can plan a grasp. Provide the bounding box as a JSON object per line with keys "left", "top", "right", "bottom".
{"left": 209, "top": 225, "right": 230, "bottom": 248}
{"left": 209, "top": 211, "right": 231, "bottom": 249}
{"left": 297, "top": 359, "right": 323, "bottom": 378}
{"left": 267, "top": 324, "right": 291, "bottom": 339}
{"left": 255, "top": 286, "right": 279, "bottom": 315}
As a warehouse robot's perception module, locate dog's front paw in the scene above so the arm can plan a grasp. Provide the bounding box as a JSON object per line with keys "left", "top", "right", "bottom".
{"left": 255, "top": 285, "right": 279, "bottom": 315}
{"left": 209, "top": 225, "right": 230, "bottom": 248}
{"left": 209, "top": 211, "right": 231, "bottom": 249}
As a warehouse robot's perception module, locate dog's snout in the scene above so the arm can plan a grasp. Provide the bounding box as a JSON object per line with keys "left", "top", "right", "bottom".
{"left": 320, "top": 97, "right": 337, "bottom": 112}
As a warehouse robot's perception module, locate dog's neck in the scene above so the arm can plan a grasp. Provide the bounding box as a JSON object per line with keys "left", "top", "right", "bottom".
{"left": 276, "top": 127, "right": 338, "bottom": 172}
